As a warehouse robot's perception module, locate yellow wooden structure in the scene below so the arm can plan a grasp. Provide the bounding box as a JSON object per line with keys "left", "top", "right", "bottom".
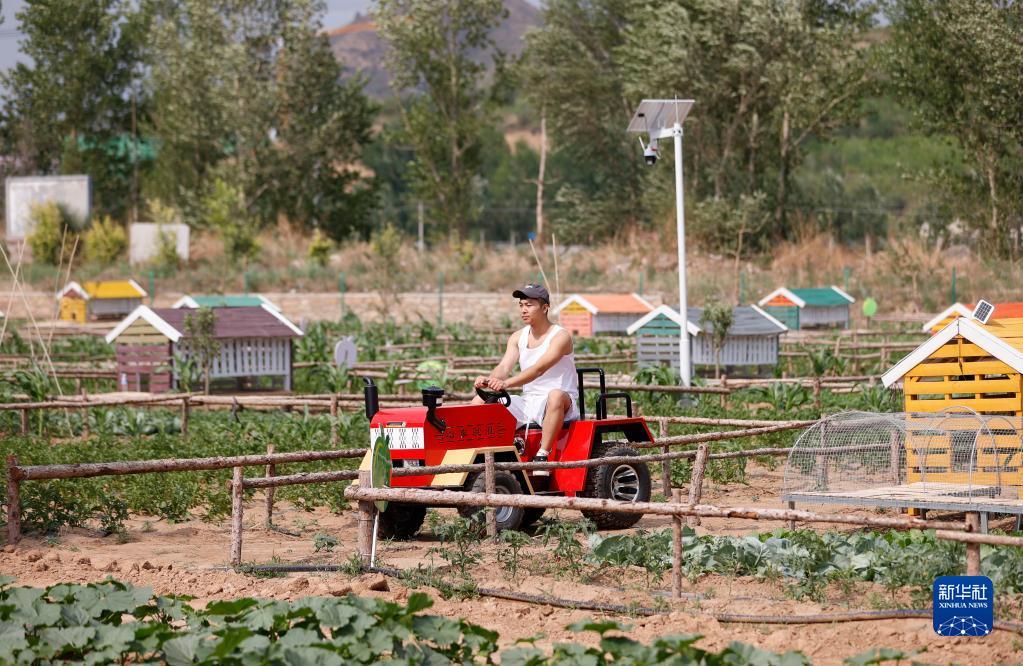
{"left": 882, "top": 317, "right": 1023, "bottom": 496}
{"left": 58, "top": 280, "right": 147, "bottom": 322}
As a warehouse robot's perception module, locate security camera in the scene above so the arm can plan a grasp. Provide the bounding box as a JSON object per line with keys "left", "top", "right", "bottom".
{"left": 638, "top": 136, "right": 659, "bottom": 166}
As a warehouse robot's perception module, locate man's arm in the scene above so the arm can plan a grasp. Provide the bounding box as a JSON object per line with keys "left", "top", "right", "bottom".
{"left": 474, "top": 330, "right": 521, "bottom": 389}
{"left": 492, "top": 330, "right": 572, "bottom": 390}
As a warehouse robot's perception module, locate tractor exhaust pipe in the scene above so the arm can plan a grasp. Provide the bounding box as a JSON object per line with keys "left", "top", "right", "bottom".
{"left": 422, "top": 386, "right": 447, "bottom": 433}
{"left": 362, "top": 377, "right": 379, "bottom": 421}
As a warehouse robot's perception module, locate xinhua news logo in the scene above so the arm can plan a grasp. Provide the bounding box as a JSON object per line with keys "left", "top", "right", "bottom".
{"left": 932, "top": 576, "right": 994, "bottom": 637}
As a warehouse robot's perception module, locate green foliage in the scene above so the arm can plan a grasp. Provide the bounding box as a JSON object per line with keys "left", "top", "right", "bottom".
{"left": 753, "top": 383, "right": 811, "bottom": 412}
{"left": 183, "top": 307, "right": 219, "bottom": 395}
{"left": 0, "top": 579, "right": 810, "bottom": 664}
{"left": 370, "top": 223, "right": 403, "bottom": 265}
{"left": 428, "top": 514, "right": 482, "bottom": 584}
{"left": 202, "top": 179, "right": 259, "bottom": 264}
{"left": 886, "top": 0, "right": 1023, "bottom": 257}
{"left": 497, "top": 530, "right": 531, "bottom": 583}
{"left": 83, "top": 215, "right": 127, "bottom": 264}
{"left": 376, "top": 0, "right": 507, "bottom": 238}
{"left": 313, "top": 532, "right": 339, "bottom": 553}
{"left": 0, "top": 0, "right": 151, "bottom": 219}
{"left": 699, "top": 302, "right": 734, "bottom": 379}
{"left": 588, "top": 529, "right": 672, "bottom": 586}
{"left": 27, "top": 203, "right": 79, "bottom": 266}
{"left": 0, "top": 409, "right": 367, "bottom": 534}
{"left": 307, "top": 230, "right": 333, "bottom": 267}
{"left": 154, "top": 226, "right": 181, "bottom": 271}
{"left": 539, "top": 519, "right": 593, "bottom": 577}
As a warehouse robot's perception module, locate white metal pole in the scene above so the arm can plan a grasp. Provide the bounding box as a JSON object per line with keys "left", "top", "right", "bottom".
{"left": 673, "top": 122, "right": 691, "bottom": 387}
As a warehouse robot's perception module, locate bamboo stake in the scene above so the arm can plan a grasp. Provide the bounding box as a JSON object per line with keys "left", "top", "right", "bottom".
{"left": 659, "top": 418, "right": 671, "bottom": 496}
{"left": 231, "top": 466, "right": 243, "bottom": 567}
{"left": 965, "top": 513, "right": 982, "bottom": 576}
{"left": 330, "top": 394, "right": 339, "bottom": 447}
{"left": 686, "top": 443, "right": 708, "bottom": 528}
{"left": 935, "top": 530, "right": 1023, "bottom": 548}
{"left": 181, "top": 396, "right": 190, "bottom": 438}
{"left": 671, "top": 488, "right": 682, "bottom": 599}
{"left": 13, "top": 448, "right": 366, "bottom": 482}
{"left": 344, "top": 486, "right": 970, "bottom": 532}
{"left": 6, "top": 455, "right": 21, "bottom": 545}
{"left": 264, "top": 444, "right": 276, "bottom": 528}
{"left": 484, "top": 452, "right": 497, "bottom": 538}
{"left": 357, "top": 469, "right": 375, "bottom": 565}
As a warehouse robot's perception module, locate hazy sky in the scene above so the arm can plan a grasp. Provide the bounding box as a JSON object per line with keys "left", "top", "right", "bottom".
{"left": 0, "top": 0, "right": 382, "bottom": 73}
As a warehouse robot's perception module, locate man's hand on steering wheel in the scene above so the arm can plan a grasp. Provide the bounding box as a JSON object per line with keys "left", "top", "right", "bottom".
{"left": 486, "top": 378, "right": 508, "bottom": 392}
{"left": 473, "top": 375, "right": 490, "bottom": 389}
{"left": 475, "top": 385, "right": 511, "bottom": 406}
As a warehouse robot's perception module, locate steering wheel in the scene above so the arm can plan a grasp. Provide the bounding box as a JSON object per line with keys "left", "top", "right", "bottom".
{"left": 476, "top": 386, "right": 512, "bottom": 407}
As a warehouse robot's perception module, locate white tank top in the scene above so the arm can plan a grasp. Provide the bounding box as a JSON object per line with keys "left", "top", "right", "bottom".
{"left": 518, "top": 324, "right": 578, "bottom": 398}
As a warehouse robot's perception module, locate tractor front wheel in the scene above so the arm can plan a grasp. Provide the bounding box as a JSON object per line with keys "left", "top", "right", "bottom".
{"left": 581, "top": 441, "right": 651, "bottom": 529}
{"left": 458, "top": 471, "right": 525, "bottom": 532}
{"left": 377, "top": 503, "right": 427, "bottom": 541}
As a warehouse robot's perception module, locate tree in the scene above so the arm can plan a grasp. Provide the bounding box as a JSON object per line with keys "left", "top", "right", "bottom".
{"left": 376, "top": 0, "right": 508, "bottom": 238}
{"left": 146, "top": 0, "right": 377, "bottom": 238}
{"left": 183, "top": 308, "right": 219, "bottom": 395}
{"left": 522, "top": 0, "right": 876, "bottom": 243}
{"left": 699, "top": 302, "right": 733, "bottom": 379}
{"left": 0, "top": 0, "right": 151, "bottom": 217}
{"left": 886, "top": 0, "right": 1023, "bottom": 257}
{"left": 256, "top": 18, "right": 377, "bottom": 241}
{"left": 520, "top": 0, "right": 649, "bottom": 240}
{"left": 617, "top": 0, "right": 875, "bottom": 235}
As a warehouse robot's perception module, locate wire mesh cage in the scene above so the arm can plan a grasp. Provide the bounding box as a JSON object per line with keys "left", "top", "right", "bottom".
{"left": 782, "top": 409, "right": 1023, "bottom": 504}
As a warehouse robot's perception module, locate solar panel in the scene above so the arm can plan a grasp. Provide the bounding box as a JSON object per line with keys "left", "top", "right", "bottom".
{"left": 626, "top": 99, "right": 695, "bottom": 135}
{"left": 972, "top": 300, "right": 995, "bottom": 324}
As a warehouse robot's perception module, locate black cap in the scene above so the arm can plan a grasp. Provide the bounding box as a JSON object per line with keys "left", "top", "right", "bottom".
{"left": 513, "top": 283, "right": 550, "bottom": 303}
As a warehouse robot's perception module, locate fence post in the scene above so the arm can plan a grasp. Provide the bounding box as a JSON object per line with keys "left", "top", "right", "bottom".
{"left": 659, "top": 418, "right": 671, "bottom": 497}
{"left": 181, "top": 396, "right": 190, "bottom": 438}
{"left": 264, "top": 444, "right": 276, "bottom": 529}
{"left": 330, "top": 394, "right": 339, "bottom": 447}
{"left": 81, "top": 390, "right": 90, "bottom": 439}
{"left": 813, "top": 377, "right": 822, "bottom": 410}
{"left": 231, "top": 466, "right": 244, "bottom": 566}
{"left": 965, "top": 512, "right": 981, "bottom": 576}
{"left": 671, "top": 487, "right": 683, "bottom": 599}
{"left": 719, "top": 375, "right": 728, "bottom": 409}
{"left": 357, "top": 469, "right": 375, "bottom": 565}
{"left": 20, "top": 409, "right": 28, "bottom": 435}
{"left": 686, "top": 443, "right": 709, "bottom": 528}
{"left": 787, "top": 501, "right": 796, "bottom": 530}
{"left": 6, "top": 455, "right": 21, "bottom": 545}
{"left": 484, "top": 452, "right": 497, "bottom": 539}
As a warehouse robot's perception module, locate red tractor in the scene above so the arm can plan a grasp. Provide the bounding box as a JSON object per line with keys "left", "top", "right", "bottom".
{"left": 358, "top": 368, "right": 653, "bottom": 539}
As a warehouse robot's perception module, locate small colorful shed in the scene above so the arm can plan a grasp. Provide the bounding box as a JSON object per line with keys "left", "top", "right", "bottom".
{"left": 882, "top": 316, "right": 1023, "bottom": 493}
{"left": 757, "top": 286, "right": 855, "bottom": 330}
{"left": 58, "top": 280, "right": 147, "bottom": 322}
{"left": 552, "top": 293, "right": 654, "bottom": 337}
{"left": 105, "top": 305, "right": 303, "bottom": 392}
{"left": 172, "top": 294, "right": 280, "bottom": 310}
{"left": 922, "top": 302, "right": 1023, "bottom": 334}
{"left": 626, "top": 305, "right": 787, "bottom": 372}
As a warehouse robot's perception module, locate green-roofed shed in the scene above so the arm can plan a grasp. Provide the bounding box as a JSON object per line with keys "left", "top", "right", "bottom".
{"left": 172, "top": 294, "right": 279, "bottom": 310}
{"left": 757, "top": 286, "right": 855, "bottom": 329}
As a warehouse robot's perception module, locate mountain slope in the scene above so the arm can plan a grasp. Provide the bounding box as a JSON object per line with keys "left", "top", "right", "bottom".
{"left": 328, "top": 0, "right": 541, "bottom": 98}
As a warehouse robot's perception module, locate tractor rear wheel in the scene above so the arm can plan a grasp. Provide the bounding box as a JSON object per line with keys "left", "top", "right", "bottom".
{"left": 377, "top": 503, "right": 427, "bottom": 541}
{"left": 581, "top": 441, "right": 651, "bottom": 529}
{"left": 458, "top": 471, "right": 525, "bottom": 532}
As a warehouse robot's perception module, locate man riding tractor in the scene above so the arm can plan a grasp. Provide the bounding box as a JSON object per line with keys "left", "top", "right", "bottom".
{"left": 361, "top": 283, "right": 653, "bottom": 538}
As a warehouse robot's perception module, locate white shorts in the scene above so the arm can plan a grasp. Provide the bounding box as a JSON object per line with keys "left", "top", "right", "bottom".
{"left": 508, "top": 391, "right": 580, "bottom": 428}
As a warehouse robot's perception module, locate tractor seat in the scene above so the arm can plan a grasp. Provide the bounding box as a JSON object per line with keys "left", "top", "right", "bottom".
{"left": 520, "top": 418, "right": 576, "bottom": 432}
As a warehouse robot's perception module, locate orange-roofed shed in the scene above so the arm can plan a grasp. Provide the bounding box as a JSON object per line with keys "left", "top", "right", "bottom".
{"left": 923, "top": 302, "right": 1023, "bottom": 334}
{"left": 552, "top": 293, "right": 655, "bottom": 337}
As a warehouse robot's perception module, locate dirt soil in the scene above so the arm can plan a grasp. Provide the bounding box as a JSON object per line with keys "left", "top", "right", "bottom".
{"left": 4, "top": 464, "right": 1021, "bottom": 665}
